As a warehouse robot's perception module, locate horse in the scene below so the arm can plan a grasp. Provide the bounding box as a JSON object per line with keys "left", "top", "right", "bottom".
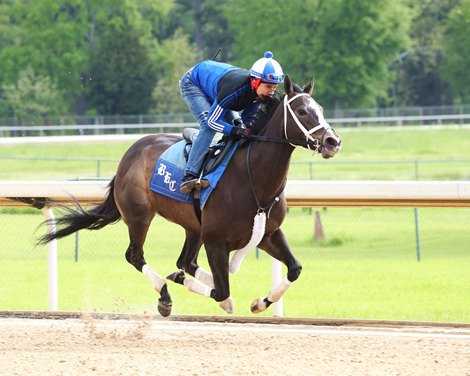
{"left": 38, "top": 76, "right": 342, "bottom": 317}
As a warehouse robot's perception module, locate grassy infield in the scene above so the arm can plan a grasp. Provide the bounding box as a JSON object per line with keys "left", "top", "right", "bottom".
{"left": 1, "top": 127, "right": 469, "bottom": 322}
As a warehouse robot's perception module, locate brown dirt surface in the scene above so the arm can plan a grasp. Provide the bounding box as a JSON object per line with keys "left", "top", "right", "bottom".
{"left": 0, "top": 313, "right": 469, "bottom": 376}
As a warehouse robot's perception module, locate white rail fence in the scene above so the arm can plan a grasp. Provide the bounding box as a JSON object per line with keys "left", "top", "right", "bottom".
{"left": 1, "top": 180, "right": 470, "bottom": 316}
{"left": 1, "top": 112, "right": 470, "bottom": 137}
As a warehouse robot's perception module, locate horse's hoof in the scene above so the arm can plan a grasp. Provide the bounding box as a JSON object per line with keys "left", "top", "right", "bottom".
{"left": 158, "top": 298, "right": 173, "bottom": 317}
{"left": 219, "top": 296, "right": 234, "bottom": 314}
{"left": 250, "top": 297, "right": 271, "bottom": 313}
{"left": 167, "top": 270, "right": 185, "bottom": 285}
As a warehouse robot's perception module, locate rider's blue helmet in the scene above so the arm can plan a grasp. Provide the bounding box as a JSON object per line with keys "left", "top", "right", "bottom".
{"left": 250, "top": 51, "right": 284, "bottom": 84}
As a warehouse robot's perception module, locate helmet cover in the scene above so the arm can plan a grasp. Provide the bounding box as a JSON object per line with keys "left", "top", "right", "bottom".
{"left": 250, "top": 51, "right": 284, "bottom": 84}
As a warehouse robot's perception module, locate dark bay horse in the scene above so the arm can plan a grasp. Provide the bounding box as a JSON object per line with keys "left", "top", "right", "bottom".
{"left": 38, "top": 76, "right": 341, "bottom": 316}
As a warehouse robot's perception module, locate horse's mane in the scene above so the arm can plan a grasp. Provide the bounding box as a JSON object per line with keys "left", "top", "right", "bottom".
{"left": 249, "top": 83, "right": 304, "bottom": 134}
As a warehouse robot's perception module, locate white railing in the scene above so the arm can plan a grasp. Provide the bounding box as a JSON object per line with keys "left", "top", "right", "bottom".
{"left": 1, "top": 113, "right": 470, "bottom": 137}
{"left": 328, "top": 113, "right": 470, "bottom": 127}
{"left": 1, "top": 180, "right": 470, "bottom": 207}
{"left": 1, "top": 180, "right": 470, "bottom": 315}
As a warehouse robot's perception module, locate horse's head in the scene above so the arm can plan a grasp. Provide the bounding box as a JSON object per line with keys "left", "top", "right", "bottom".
{"left": 283, "top": 76, "right": 341, "bottom": 159}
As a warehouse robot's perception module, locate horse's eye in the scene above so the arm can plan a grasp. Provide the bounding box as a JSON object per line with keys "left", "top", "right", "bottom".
{"left": 297, "top": 109, "right": 307, "bottom": 116}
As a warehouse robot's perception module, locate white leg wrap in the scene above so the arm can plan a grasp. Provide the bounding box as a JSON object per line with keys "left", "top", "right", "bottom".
{"left": 184, "top": 278, "right": 212, "bottom": 297}
{"left": 267, "top": 277, "right": 292, "bottom": 303}
{"left": 229, "top": 212, "right": 266, "bottom": 274}
{"left": 142, "top": 264, "right": 165, "bottom": 292}
{"left": 195, "top": 267, "right": 214, "bottom": 288}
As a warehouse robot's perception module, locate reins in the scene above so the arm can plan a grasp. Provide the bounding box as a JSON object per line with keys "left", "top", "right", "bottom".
{"left": 250, "top": 134, "right": 317, "bottom": 148}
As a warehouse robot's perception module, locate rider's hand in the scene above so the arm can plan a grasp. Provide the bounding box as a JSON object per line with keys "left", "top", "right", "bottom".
{"left": 230, "top": 126, "right": 252, "bottom": 140}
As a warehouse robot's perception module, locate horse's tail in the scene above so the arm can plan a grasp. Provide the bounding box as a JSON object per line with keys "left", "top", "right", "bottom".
{"left": 37, "top": 177, "right": 121, "bottom": 245}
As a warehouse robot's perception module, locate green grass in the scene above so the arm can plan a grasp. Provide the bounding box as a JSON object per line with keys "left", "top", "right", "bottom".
{"left": 1, "top": 207, "right": 469, "bottom": 322}
{"left": 1, "top": 127, "right": 470, "bottom": 180}
{"left": 1, "top": 127, "right": 469, "bottom": 321}
{"left": 289, "top": 127, "right": 470, "bottom": 180}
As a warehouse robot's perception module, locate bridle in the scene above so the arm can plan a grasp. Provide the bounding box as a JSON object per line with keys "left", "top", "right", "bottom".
{"left": 251, "top": 92, "right": 331, "bottom": 151}
{"left": 283, "top": 93, "right": 330, "bottom": 151}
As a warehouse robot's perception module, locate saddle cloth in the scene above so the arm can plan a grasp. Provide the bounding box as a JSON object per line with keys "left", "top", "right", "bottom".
{"left": 149, "top": 138, "right": 238, "bottom": 208}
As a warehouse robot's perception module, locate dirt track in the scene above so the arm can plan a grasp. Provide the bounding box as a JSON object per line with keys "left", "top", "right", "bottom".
{"left": 0, "top": 313, "right": 469, "bottom": 376}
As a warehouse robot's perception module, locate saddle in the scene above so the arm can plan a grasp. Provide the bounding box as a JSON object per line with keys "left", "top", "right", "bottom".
{"left": 182, "top": 128, "right": 237, "bottom": 177}
{"left": 180, "top": 128, "right": 237, "bottom": 221}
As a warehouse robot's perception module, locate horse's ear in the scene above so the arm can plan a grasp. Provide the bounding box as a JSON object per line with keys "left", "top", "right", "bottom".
{"left": 304, "top": 79, "right": 314, "bottom": 96}
{"left": 284, "top": 75, "right": 293, "bottom": 95}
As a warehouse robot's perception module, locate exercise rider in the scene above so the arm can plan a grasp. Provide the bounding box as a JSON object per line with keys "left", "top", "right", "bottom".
{"left": 178, "top": 51, "right": 285, "bottom": 193}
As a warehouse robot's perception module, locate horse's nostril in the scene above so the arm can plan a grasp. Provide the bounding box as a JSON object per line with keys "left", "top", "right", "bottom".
{"left": 325, "top": 137, "right": 338, "bottom": 147}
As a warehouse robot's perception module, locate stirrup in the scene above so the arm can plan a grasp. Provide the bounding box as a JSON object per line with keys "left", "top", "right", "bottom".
{"left": 194, "top": 178, "right": 209, "bottom": 190}
{"left": 180, "top": 176, "right": 209, "bottom": 193}
{"left": 180, "top": 177, "right": 198, "bottom": 193}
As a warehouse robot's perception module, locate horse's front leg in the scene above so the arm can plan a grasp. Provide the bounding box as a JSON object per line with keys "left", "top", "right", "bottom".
{"left": 167, "top": 238, "right": 232, "bottom": 313}
{"left": 250, "top": 228, "right": 302, "bottom": 314}
{"left": 206, "top": 243, "right": 233, "bottom": 313}
{"left": 177, "top": 240, "right": 233, "bottom": 313}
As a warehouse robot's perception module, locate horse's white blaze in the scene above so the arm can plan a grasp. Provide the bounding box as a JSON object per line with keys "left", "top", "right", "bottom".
{"left": 267, "top": 277, "right": 293, "bottom": 303}
{"left": 308, "top": 98, "right": 331, "bottom": 131}
{"left": 142, "top": 264, "right": 166, "bottom": 292}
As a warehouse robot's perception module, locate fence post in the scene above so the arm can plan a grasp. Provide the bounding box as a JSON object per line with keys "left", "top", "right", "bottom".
{"left": 271, "top": 258, "right": 283, "bottom": 317}
{"left": 414, "top": 208, "right": 421, "bottom": 261}
{"left": 41, "top": 206, "right": 58, "bottom": 311}
{"left": 314, "top": 211, "right": 325, "bottom": 242}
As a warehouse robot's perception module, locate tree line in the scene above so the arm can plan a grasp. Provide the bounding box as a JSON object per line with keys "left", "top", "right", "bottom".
{"left": 0, "top": 0, "right": 468, "bottom": 124}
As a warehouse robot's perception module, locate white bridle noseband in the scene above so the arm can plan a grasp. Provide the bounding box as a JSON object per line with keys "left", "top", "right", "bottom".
{"left": 283, "top": 93, "right": 331, "bottom": 150}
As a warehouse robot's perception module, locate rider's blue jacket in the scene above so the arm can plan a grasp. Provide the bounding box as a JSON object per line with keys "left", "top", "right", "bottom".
{"left": 190, "top": 60, "right": 261, "bottom": 135}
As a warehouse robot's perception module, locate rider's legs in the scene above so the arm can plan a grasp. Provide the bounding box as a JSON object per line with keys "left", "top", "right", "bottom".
{"left": 179, "top": 71, "right": 214, "bottom": 192}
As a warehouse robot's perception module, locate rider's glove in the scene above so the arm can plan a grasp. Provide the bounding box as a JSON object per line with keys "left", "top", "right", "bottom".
{"left": 230, "top": 126, "right": 252, "bottom": 140}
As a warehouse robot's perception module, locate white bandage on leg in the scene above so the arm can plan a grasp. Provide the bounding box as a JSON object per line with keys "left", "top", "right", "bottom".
{"left": 267, "top": 277, "right": 292, "bottom": 303}
{"left": 195, "top": 267, "right": 214, "bottom": 288}
{"left": 184, "top": 278, "right": 212, "bottom": 297}
{"left": 229, "top": 212, "right": 266, "bottom": 274}
{"left": 142, "top": 264, "right": 166, "bottom": 292}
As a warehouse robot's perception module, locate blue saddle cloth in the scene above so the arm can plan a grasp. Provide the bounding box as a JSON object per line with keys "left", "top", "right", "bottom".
{"left": 149, "top": 139, "right": 238, "bottom": 208}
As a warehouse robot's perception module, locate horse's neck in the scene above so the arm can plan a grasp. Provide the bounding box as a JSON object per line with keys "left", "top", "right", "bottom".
{"left": 247, "top": 106, "right": 294, "bottom": 199}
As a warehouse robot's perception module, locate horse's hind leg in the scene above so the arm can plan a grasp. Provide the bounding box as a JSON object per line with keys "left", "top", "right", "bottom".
{"left": 251, "top": 228, "right": 302, "bottom": 314}
{"left": 176, "top": 230, "right": 214, "bottom": 287}
{"left": 125, "top": 217, "right": 172, "bottom": 317}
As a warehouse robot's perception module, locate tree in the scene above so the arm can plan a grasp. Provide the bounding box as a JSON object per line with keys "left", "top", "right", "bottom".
{"left": 87, "top": 24, "right": 156, "bottom": 115}
{"left": 165, "top": 0, "right": 233, "bottom": 61}
{"left": 390, "top": 0, "right": 457, "bottom": 106}
{"left": 0, "top": 0, "right": 174, "bottom": 117}
{"left": 151, "top": 29, "right": 197, "bottom": 114}
{"left": 442, "top": 0, "right": 470, "bottom": 102}
{"left": 225, "top": 0, "right": 410, "bottom": 108}
{"left": 0, "top": 0, "right": 91, "bottom": 113}
{"left": 2, "top": 67, "right": 67, "bottom": 124}
{"left": 317, "top": 0, "right": 410, "bottom": 108}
